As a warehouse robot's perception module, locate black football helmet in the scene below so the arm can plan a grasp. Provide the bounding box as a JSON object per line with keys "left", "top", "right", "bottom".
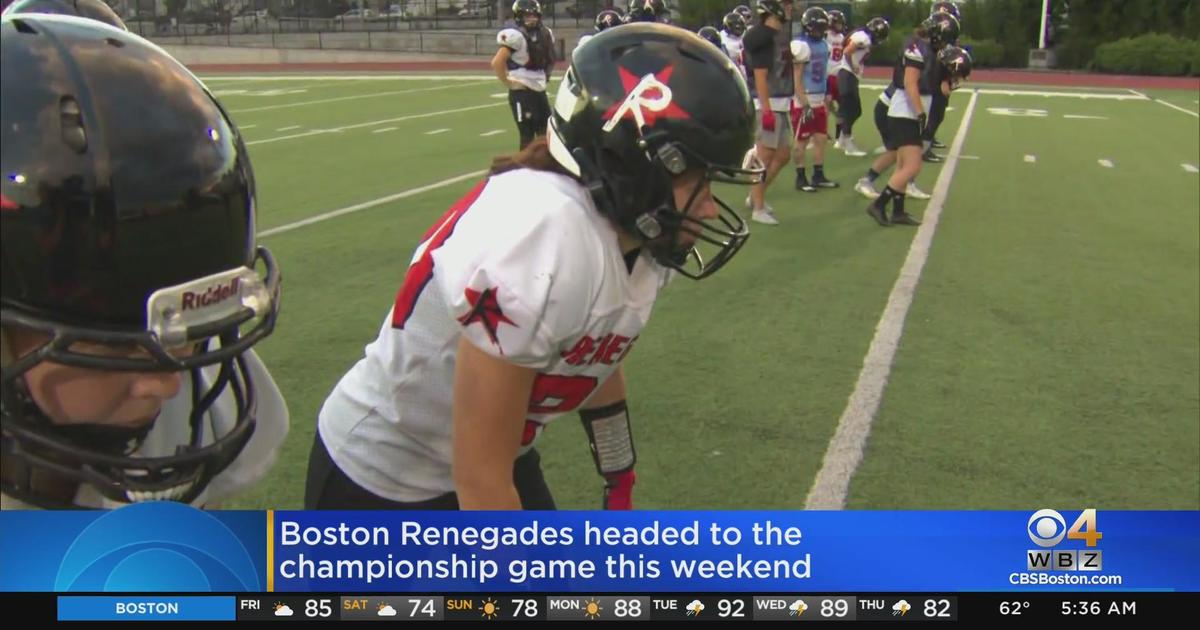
{"left": 2, "top": 0, "right": 125, "bottom": 29}
{"left": 625, "top": 0, "right": 665, "bottom": 23}
{"left": 865, "top": 16, "right": 890, "bottom": 45}
{"left": 594, "top": 9, "right": 622, "bottom": 32}
{"left": 512, "top": 0, "right": 541, "bottom": 27}
{"left": 827, "top": 9, "right": 846, "bottom": 33}
{"left": 755, "top": 0, "right": 787, "bottom": 22}
{"left": 722, "top": 12, "right": 747, "bottom": 37}
{"left": 800, "top": 6, "right": 829, "bottom": 39}
{"left": 931, "top": 1, "right": 962, "bottom": 23}
{"left": 938, "top": 45, "right": 972, "bottom": 90}
{"left": 547, "top": 24, "right": 763, "bottom": 279}
{"left": 697, "top": 26, "right": 722, "bottom": 49}
{"left": 922, "top": 12, "right": 960, "bottom": 49}
{"left": 733, "top": 4, "right": 753, "bottom": 21}
{"left": 1, "top": 15, "right": 281, "bottom": 508}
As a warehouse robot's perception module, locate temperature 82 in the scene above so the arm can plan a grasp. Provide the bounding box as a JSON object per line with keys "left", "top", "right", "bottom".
{"left": 1000, "top": 601, "right": 1031, "bottom": 615}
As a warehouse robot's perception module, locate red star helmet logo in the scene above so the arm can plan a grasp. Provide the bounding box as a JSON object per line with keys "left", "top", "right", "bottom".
{"left": 601, "top": 65, "right": 692, "bottom": 132}
{"left": 457, "top": 286, "right": 518, "bottom": 353}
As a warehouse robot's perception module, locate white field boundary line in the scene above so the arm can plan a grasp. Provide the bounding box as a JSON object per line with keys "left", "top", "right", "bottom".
{"left": 1153, "top": 99, "right": 1200, "bottom": 117}
{"left": 804, "top": 90, "right": 981, "bottom": 510}
{"left": 228, "top": 81, "right": 492, "bottom": 114}
{"left": 245, "top": 102, "right": 504, "bottom": 146}
{"left": 258, "top": 170, "right": 487, "bottom": 239}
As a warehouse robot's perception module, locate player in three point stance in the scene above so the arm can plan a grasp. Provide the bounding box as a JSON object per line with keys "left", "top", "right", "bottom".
{"left": 307, "top": 25, "right": 764, "bottom": 511}
{"left": 493, "top": 0, "right": 556, "bottom": 150}
{"left": 1, "top": 14, "right": 287, "bottom": 509}
{"left": 866, "top": 28, "right": 971, "bottom": 228}
{"left": 832, "top": 16, "right": 890, "bottom": 157}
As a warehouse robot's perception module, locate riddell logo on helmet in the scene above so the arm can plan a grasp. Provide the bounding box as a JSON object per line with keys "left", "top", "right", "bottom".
{"left": 181, "top": 277, "right": 241, "bottom": 311}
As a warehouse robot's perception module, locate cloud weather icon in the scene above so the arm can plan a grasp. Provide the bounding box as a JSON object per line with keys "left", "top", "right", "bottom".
{"left": 892, "top": 600, "right": 911, "bottom": 617}
{"left": 686, "top": 600, "right": 705, "bottom": 616}
{"left": 274, "top": 604, "right": 294, "bottom": 617}
{"left": 789, "top": 600, "right": 808, "bottom": 616}
{"left": 378, "top": 604, "right": 397, "bottom": 617}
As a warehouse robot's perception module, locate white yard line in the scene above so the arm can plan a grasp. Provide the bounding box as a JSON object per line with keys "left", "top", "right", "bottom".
{"left": 371, "top": 127, "right": 399, "bottom": 134}
{"left": 1024, "top": 155, "right": 1037, "bottom": 163}
{"left": 245, "top": 102, "right": 505, "bottom": 146}
{"left": 258, "top": 170, "right": 487, "bottom": 239}
{"left": 1183, "top": 164, "right": 1199, "bottom": 174}
{"left": 1098, "top": 159, "right": 1115, "bottom": 168}
{"left": 1153, "top": 99, "right": 1200, "bottom": 117}
{"left": 480, "top": 129, "right": 506, "bottom": 137}
{"left": 228, "top": 81, "right": 491, "bottom": 114}
{"left": 804, "top": 90, "right": 981, "bottom": 510}
{"left": 425, "top": 128, "right": 451, "bottom": 135}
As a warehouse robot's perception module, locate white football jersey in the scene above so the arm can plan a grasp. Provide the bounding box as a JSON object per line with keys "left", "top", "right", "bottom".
{"left": 825, "top": 31, "right": 846, "bottom": 76}
{"left": 318, "top": 169, "right": 673, "bottom": 503}
{"left": 0, "top": 349, "right": 288, "bottom": 510}
{"left": 837, "top": 30, "right": 873, "bottom": 76}
{"left": 497, "top": 26, "right": 554, "bottom": 92}
{"left": 720, "top": 31, "right": 746, "bottom": 76}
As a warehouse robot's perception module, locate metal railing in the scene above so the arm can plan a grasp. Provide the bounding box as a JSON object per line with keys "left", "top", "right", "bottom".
{"left": 118, "top": 0, "right": 619, "bottom": 39}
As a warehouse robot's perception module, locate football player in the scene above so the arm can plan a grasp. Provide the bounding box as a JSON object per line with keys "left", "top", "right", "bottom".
{"left": 698, "top": 25, "right": 725, "bottom": 52}
{"left": 1, "top": 14, "right": 287, "bottom": 509}
{"left": 625, "top": 0, "right": 665, "bottom": 23}
{"left": 790, "top": 6, "right": 838, "bottom": 192}
{"left": 742, "top": 0, "right": 795, "bottom": 226}
{"left": 824, "top": 9, "right": 847, "bottom": 151}
{"left": 577, "top": 8, "right": 622, "bottom": 48}
{"left": 924, "top": 1, "right": 963, "bottom": 161}
{"left": 865, "top": 16, "right": 965, "bottom": 227}
{"left": 855, "top": 14, "right": 959, "bottom": 204}
{"left": 306, "top": 25, "right": 764, "bottom": 512}
{"left": 719, "top": 11, "right": 748, "bottom": 77}
{"left": 493, "top": 0, "right": 556, "bottom": 150}
{"left": 834, "top": 17, "right": 889, "bottom": 157}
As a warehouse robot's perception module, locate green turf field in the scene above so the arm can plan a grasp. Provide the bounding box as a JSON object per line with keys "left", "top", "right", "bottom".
{"left": 200, "top": 73, "right": 1200, "bottom": 511}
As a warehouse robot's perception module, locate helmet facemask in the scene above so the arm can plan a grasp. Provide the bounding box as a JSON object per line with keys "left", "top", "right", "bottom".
{"left": 0, "top": 248, "right": 281, "bottom": 508}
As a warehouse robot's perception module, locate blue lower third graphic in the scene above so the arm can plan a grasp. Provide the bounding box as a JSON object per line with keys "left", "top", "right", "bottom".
{"left": 57, "top": 596, "right": 235, "bottom": 621}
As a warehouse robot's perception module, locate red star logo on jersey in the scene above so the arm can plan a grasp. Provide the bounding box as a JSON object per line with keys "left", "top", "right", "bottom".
{"left": 457, "top": 286, "right": 518, "bottom": 353}
{"left": 601, "top": 65, "right": 692, "bottom": 131}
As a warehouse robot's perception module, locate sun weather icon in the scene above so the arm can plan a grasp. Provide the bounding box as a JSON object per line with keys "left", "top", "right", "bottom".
{"left": 584, "top": 598, "right": 602, "bottom": 620}
{"left": 481, "top": 597, "right": 500, "bottom": 620}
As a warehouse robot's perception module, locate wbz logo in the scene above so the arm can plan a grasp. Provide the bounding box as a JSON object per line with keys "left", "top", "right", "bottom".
{"left": 1026, "top": 509, "right": 1103, "bottom": 571}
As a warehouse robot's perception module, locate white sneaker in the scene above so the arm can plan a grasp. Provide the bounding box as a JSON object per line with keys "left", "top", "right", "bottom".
{"left": 854, "top": 177, "right": 879, "bottom": 199}
{"left": 751, "top": 208, "right": 780, "bottom": 225}
{"left": 873, "top": 145, "right": 887, "bottom": 155}
{"left": 833, "top": 136, "right": 845, "bottom": 150}
{"left": 842, "top": 138, "right": 867, "bottom": 157}
{"left": 906, "top": 182, "right": 932, "bottom": 200}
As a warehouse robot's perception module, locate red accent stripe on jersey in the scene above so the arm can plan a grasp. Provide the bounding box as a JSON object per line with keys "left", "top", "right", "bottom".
{"left": 391, "top": 179, "right": 488, "bottom": 329}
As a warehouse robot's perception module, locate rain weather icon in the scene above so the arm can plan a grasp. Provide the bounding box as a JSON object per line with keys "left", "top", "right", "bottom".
{"left": 789, "top": 600, "right": 808, "bottom": 616}
{"left": 685, "top": 600, "right": 705, "bottom": 616}
{"left": 273, "top": 603, "right": 293, "bottom": 617}
{"left": 893, "top": 600, "right": 912, "bottom": 617}
{"left": 378, "top": 603, "right": 397, "bottom": 617}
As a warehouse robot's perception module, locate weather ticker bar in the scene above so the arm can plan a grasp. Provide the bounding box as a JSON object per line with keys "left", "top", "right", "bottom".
{"left": 1, "top": 592, "right": 1187, "bottom": 622}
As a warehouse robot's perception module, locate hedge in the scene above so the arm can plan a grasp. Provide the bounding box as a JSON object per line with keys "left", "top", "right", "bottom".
{"left": 1093, "top": 33, "right": 1199, "bottom": 76}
